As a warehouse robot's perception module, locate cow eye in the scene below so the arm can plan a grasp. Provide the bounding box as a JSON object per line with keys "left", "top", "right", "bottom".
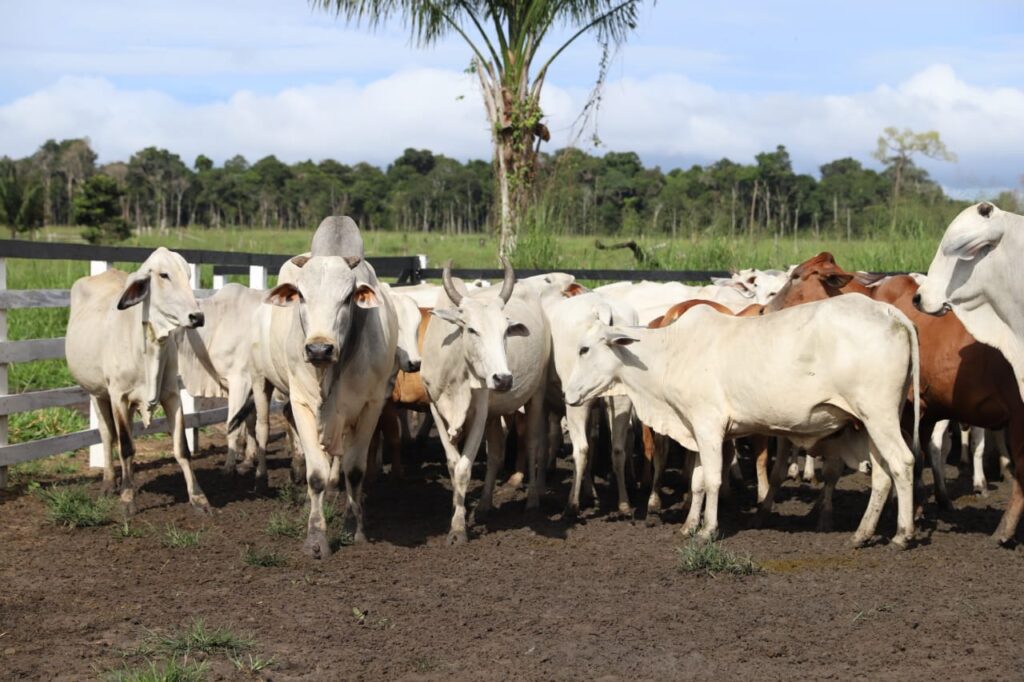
{"left": 579, "top": 346, "right": 589, "bottom": 356}
{"left": 467, "top": 327, "right": 479, "bottom": 336}
{"left": 159, "top": 272, "right": 170, "bottom": 280}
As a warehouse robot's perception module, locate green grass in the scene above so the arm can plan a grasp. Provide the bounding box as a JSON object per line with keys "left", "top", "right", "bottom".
{"left": 265, "top": 511, "right": 304, "bottom": 539}
{"left": 105, "top": 658, "right": 208, "bottom": 682}
{"left": 146, "top": 619, "right": 253, "bottom": 658}
{"left": 677, "top": 538, "right": 761, "bottom": 577}
{"left": 228, "top": 653, "right": 275, "bottom": 675}
{"left": 242, "top": 546, "right": 288, "bottom": 568}
{"left": 112, "top": 520, "right": 148, "bottom": 540}
{"left": 161, "top": 525, "right": 202, "bottom": 549}
{"left": 35, "top": 484, "right": 114, "bottom": 528}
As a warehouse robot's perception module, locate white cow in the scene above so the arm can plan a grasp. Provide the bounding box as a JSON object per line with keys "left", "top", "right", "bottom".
{"left": 238, "top": 219, "right": 398, "bottom": 558}
{"left": 175, "top": 283, "right": 263, "bottom": 479}
{"left": 385, "top": 286, "right": 424, "bottom": 374}
{"left": 564, "top": 294, "right": 921, "bottom": 547}
{"left": 421, "top": 260, "right": 551, "bottom": 545}
{"left": 595, "top": 280, "right": 754, "bottom": 325}
{"left": 66, "top": 247, "right": 209, "bottom": 514}
{"left": 916, "top": 203, "right": 1024, "bottom": 401}
{"left": 547, "top": 292, "right": 637, "bottom": 517}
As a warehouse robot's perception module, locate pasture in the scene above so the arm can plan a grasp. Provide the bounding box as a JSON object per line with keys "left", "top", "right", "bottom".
{"left": 4, "top": 226, "right": 1023, "bottom": 680}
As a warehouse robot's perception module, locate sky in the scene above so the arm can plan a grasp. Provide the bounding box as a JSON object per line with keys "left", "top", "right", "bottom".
{"left": 1, "top": 0, "right": 1022, "bottom": 196}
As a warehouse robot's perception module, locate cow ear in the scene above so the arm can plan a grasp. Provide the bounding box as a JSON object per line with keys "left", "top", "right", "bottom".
{"left": 943, "top": 223, "right": 1004, "bottom": 261}
{"left": 506, "top": 320, "right": 529, "bottom": 337}
{"left": 606, "top": 331, "right": 640, "bottom": 347}
{"left": 592, "top": 303, "right": 613, "bottom": 326}
{"left": 265, "top": 283, "right": 302, "bottom": 306}
{"left": 353, "top": 284, "right": 380, "bottom": 309}
{"left": 563, "top": 282, "right": 587, "bottom": 297}
{"left": 822, "top": 273, "right": 853, "bottom": 289}
{"left": 117, "top": 272, "right": 150, "bottom": 310}
{"left": 289, "top": 254, "right": 310, "bottom": 268}
{"left": 431, "top": 307, "right": 463, "bottom": 326}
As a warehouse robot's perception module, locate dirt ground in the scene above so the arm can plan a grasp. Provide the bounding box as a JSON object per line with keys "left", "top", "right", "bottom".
{"left": 3, "top": 421, "right": 1024, "bottom": 681}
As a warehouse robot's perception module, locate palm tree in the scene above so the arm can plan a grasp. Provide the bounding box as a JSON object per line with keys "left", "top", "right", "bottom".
{"left": 313, "top": 0, "right": 649, "bottom": 256}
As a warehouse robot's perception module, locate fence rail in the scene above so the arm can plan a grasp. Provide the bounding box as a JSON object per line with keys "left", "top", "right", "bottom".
{"left": 0, "top": 238, "right": 734, "bottom": 487}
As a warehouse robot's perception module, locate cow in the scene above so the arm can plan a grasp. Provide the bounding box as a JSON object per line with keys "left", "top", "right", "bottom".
{"left": 175, "top": 282, "right": 263, "bottom": 480}
{"left": 66, "top": 247, "right": 209, "bottom": 515}
{"left": 594, "top": 280, "right": 754, "bottom": 325}
{"left": 915, "top": 202, "right": 1024, "bottom": 403}
{"left": 564, "top": 294, "right": 920, "bottom": 547}
{"left": 546, "top": 291, "right": 637, "bottom": 518}
{"left": 769, "top": 251, "right": 1024, "bottom": 544}
{"left": 420, "top": 259, "right": 551, "bottom": 545}
{"left": 235, "top": 217, "right": 398, "bottom": 558}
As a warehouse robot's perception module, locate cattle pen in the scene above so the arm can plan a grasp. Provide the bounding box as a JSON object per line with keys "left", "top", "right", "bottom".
{"left": 0, "top": 238, "right": 730, "bottom": 488}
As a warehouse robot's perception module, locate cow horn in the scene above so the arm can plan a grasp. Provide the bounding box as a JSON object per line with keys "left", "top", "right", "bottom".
{"left": 442, "top": 260, "right": 463, "bottom": 306}
{"left": 497, "top": 256, "right": 515, "bottom": 305}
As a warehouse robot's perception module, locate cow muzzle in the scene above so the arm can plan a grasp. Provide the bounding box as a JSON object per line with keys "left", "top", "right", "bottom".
{"left": 403, "top": 359, "right": 421, "bottom": 373}
{"left": 912, "top": 293, "right": 950, "bottom": 316}
{"left": 490, "top": 373, "right": 513, "bottom": 392}
{"left": 304, "top": 342, "right": 336, "bottom": 364}
{"left": 188, "top": 312, "right": 205, "bottom": 328}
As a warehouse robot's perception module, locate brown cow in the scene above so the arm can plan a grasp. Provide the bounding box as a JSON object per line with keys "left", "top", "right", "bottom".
{"left": 766, "top": 252, "right": 1024, "bottom": 545}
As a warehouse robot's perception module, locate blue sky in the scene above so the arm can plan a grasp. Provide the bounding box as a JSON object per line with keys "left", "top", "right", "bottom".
{"left": 2, "top": 0, "right": 1022, "bottom": 194}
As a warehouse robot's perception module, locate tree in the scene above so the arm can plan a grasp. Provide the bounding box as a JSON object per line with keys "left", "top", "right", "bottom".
{"left": 314, "top": 0, "right": 648, "bottom": 257}
{"left": 75, "top": 174, "right": 131, "bottom": 243}
{"left": 873, "top": 127, "right": 956, "bottom": 227}
{"left": 0, "top": 158, "right": 44, "bottom": 237}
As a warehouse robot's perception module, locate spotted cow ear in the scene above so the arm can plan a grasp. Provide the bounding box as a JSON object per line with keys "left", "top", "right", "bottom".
{"left": 352, "top": 284, "right": 380, "bottom": 309}
{"left": 606, "top": 331, "right": 639, "bottom": 346}
{"left": 117, "top": 272, "right": 150, "bottom": 310}
{"left": 265, "top": 283, "right": 302, "bottom": 306}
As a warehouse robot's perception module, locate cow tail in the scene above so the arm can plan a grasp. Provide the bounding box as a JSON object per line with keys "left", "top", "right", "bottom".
{"left": 227, "top": 393, "right": 256, "bottom": 434}
{"left": 891, "top": 307, "right": 921, "bottom": 456}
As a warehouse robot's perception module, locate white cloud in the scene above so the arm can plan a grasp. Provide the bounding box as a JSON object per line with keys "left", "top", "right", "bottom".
{"left": 0, "top": 65, "right": 1020, "bottom": 190}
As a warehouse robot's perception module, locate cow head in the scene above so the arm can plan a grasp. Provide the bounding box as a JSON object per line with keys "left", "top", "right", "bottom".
{"left": 765, "top": 252, "right": 856, "bottom": 312}
{"left": 116, "top": 247, "right": 203, "bottom": 339}
{"left": 265, "top": 254, "right": 380, "bottom": 366}
{"left": 391, "top": 292, "right": 423, "bottom": 373}
{"left": 915, "top": 202, "right": 1009, "bottom": 316}
{"left": 564, "top": 319, "right": 639, "bottom": 406}
{"left": 431, "top": 258, "right": 525, "bottom": 392}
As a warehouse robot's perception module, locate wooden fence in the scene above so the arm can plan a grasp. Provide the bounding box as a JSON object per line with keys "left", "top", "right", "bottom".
{"left": 0, "top": 238, "right": 730, "bottom": 488}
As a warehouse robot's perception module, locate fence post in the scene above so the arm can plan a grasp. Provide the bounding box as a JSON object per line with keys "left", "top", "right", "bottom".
{"left": 182, "top": 261, "right": 200, "bottom": 453}
{"left": 249, "top": 264, "right": 267, "bottom": 290}
{"left": 212, "top": 273, "right": 226, "bottom": 290}
{"left": 0, "top": 257, "right": 7, "bottom": 489}
{"left": 88, "top": 260, "right": 113, "bottom": 468}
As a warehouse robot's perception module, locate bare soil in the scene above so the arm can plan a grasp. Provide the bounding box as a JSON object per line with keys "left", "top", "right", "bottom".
{"left": 2, "top": 422, "right": 1024, "bottom": 681}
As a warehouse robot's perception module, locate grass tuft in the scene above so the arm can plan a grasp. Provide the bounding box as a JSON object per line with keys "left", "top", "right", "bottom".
{"left": 113, "top": 520, "right": 148, "bottom": 540}
{"left": 36, "top": 484, "right": 114, "bottom": 528}
{"left": 242, "top": 546, "right": 288, "bottom": 568}
{"left": 161, "top": 525, "right": 202, "bottom": 549}
{"left": 147, "top": 619, "right": 253, "bottom": 658}
{"left": 677, "top": 538, "right": 761, "bottom": 577}
{"left": 229, "top": 653, "right": 275, "bottom": 675}
{"left": 265, "top": 511, "right": 303, "bottom": 539}
{"left": 104, "top": 658, "right": 208, "bottom": 682}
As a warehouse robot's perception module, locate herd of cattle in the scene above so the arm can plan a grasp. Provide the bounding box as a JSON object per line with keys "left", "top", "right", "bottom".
{"left": 62, "top": 203, "right": 1024, "bottom": 558}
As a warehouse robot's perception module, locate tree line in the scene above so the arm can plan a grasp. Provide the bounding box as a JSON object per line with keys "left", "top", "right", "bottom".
{"left": 1, "top": 133, "right": 1013, "bottom": 243}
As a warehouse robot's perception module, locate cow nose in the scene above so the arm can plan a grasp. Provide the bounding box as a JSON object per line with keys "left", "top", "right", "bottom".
{"left": 492, "top": 373, "right": 513, "bottom": 392}
{"left": 911, "top": 293, "right": 922, "bottom": 311}
{"left": 407, "top": 359, "right": 421, "bottom": 373}
{"left": 305, "top": 343, "right": 334, "bottom": 362}
{"left": 189, "top": 312, "right": 205, "bottom": 328}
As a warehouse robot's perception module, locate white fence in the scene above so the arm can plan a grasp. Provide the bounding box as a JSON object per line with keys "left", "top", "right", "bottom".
{"left": 0, "top": 240, "right": 426, "bottom": 487}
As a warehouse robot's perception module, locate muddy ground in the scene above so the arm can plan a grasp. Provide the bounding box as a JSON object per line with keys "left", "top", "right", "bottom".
{"left": 2, "top": 420, "right": 1024, "bottom": 681}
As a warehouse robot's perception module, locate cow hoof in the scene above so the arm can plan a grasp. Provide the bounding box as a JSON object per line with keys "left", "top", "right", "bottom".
{"left": 974, "top": 486, "right": 988, "bottom": 498}
{"left": 353, "top": 530, "right": 367, "bottom": 544}
{"left": 913, "top": 505, "right": 926, "bottom": 521}
{"left": 446, "top": 530, "right": 468, "bottom": 546}
{"left": 220, "top": 463, "right": 237, "bottom": 477}
{"left": 235, "top": 460, "right": 254, "bottom": 476}
{"left": 303, "top": 531, "right": 332, "bottom": 559}
{"left": 505, "top": 472, "right": 525, "bottom": 489}
{"left": 190, "top": 497, "right": 212, "bottom": 515}
{"left": 696, "top": 528, "right": 720, "bottom": 543}
{"left": 122, "top": 500, "right": 137, "bottom": 517}
{"left": 849, "top": 533, "right": 871, "bottom": 549}
{"left": 290, "top": 467, "right": 306, "bottom": 487}
{"left": 100, "top": 479, "right": 118, "bottom": 495}
{"left": 253, "top": 475, "right": 269, "bottom": 496}
{"left": 890, "top": 533, "right": 913, "bottom": 550}
{"left": 992, "top": 531, "right": 1014, "bottom": 547}
{"left": 470, "top": 507, "right": 491, "bottom": 526}
{"left": 937, "top": 498, "right": 956, "bottom": 513}
{"left": 644, "top": 513, "right": 662, "bottom": 528}
{"left": 562, "top": 504, "right": 579, "bottom": 520}
{"left": 816, "top": 515, "right": 834, "bottom": 533}
{"left": 787, "top": 463, "right": 800, "bottom": 480}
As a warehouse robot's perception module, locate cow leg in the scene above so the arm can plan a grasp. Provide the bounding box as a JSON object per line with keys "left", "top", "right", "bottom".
{"left": 992, "top": 428, "right": 1012, "bottom": 482}
{"left": 755, "top": 439, "right": 790, "bottom": 526}
{"left": 222, "top": 379, "right": 247, "bottom": 477}
{"left": 546, "top": 412, "right": 562, "bottom": 472}
{"left": 694, "top": 430, "right": 726, "bottom": 542}
{"left": 608, "top": 396, "right": 633, "bottom": 516}
{"left": 339, "top": 402, "right": 384, "bottom": 544}
{"left": 644, "top": 433, "right": 668, "bottom": 525}
{"left": 680, "top": 457, "right": 705, "bottom": 536}
{"left": 862, "top": 423, "right": 916, "bottom": 548}
{"left": 992, "top": 418, "right": 1024, "bottom": 545}
{"left": 507, "top": 413, "right": 527, "bottom": 489}
{"left": 969, "top": 426, "right": 987, "bottom": 495}
{"left": 112, "top": 402, "right": 137, "bottom": 515}
{"left": 291, "top": 402, "right": 332, "bottom": 559}
{"left": 381, "top": 402, "right": 403, "bottom": 478}
{"left": 475, "top": 416, "right": 505, "bottom": 523}
{"left": 282, "top": 403, "right": 305, "bottom": 487}
{"left": 161, "top": 391, "right": 211, "bottom": 513}
{"left": 641, "top": 425, "right": 655, "bottom": 487}
{"left": 434, "top": 396, "right": 487, "bottom": 545}
{"left": 93, "top": 396, "right": 118, "bottom": 494}
{"left": 242, "top": 381, "right": 272, "bottom": 480}
{"left": 525, "top": 391, "right": 548, "bottom": 512}
{"left": 564, "top": 403, "right": 590, "bottom": 518}
{"left": 753, "top": 435, "right": 770, "bottom": 503}
{"left": 850, "top": 446, "right": 893, "bottom": 547}
{"left": 926, "top": 417, "right": 954, "bottom": 512}
{"left": 815, "top": 451, "right": 843, "bottom": 532}
{"left": 802, "top": 452, "right": 818, "bottom": 484}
